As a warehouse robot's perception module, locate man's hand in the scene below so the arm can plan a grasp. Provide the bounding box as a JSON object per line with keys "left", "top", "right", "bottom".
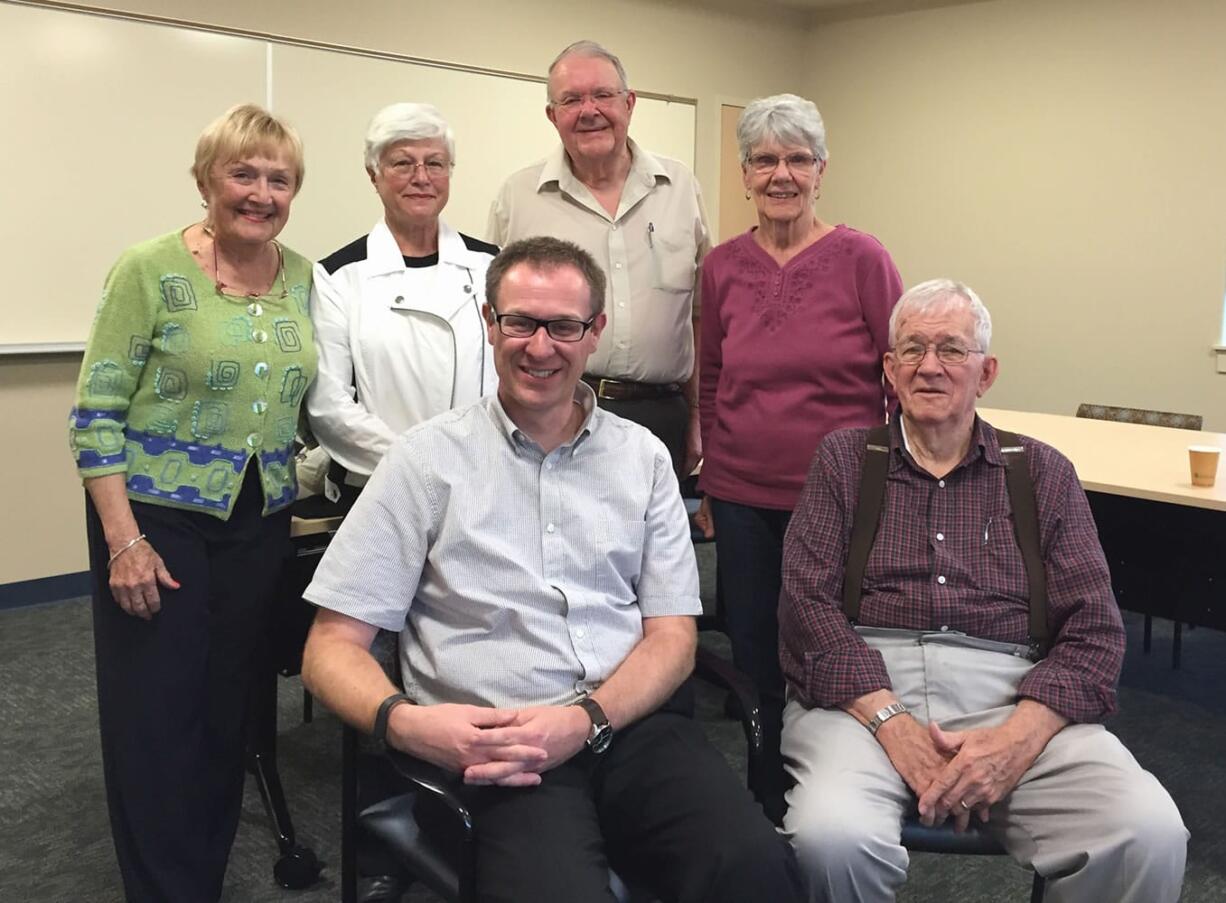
{"left": 462, "top": 704, "right": 590, "bottom": 785}
{"left": 390, "top": 703, "right": 549, "bottom": 786}
{"left": 874, "top": 713, "right": 953, "bottom": 800}
{"left": 917, "top": 701, "right": 1068, "bottom": 830}
{"left": 692, "top": 495, "right": 714, "bottom": 539}
{"left": 683, "top": 405, "right": 702, "bottom": 477}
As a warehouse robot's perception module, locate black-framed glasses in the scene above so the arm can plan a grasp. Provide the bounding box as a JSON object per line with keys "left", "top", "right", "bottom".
{"left": 746, "top": 152, "right": 820, "bottom": 174}
{"left": 893, "top": 341, "right": 985, "bottom": 366}
{"left": 492, "top": 311, "right": 596, "bottom": 343}
{"left": 549, "top": 89, "right": 627, "bottom": 112}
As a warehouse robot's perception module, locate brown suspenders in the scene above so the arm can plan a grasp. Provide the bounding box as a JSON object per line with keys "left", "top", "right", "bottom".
{"left": 840, "top": 425, "right": 1050, "bottom": 659}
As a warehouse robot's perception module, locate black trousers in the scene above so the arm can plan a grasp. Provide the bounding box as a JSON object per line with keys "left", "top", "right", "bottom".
{"left": 417, "top": 704, "right": 804, "bottom": 903}
{"left": 593, "top": 392, "right": 689, "bottom": 480}
{"left": 87, "top": 467, "right": 290, "bottom": 903}
{"left": 708, "top": 497, "right": 793, "bottom": 824}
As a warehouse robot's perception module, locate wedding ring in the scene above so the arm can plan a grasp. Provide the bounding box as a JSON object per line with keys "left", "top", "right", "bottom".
{"left": 959, "top": 800, "right": 971, "bottom": 811}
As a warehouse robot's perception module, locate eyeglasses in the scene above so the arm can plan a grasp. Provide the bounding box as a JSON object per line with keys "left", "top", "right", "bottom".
{"left": 549, "top": 90, "right": 627, "bottom": 113}
{"left": 383, "top": 157, "right": 452, "bottom": 180}
{"left": 893, "top": 341, "right": 985, "bottom": 366}
{"left": 492, "top": 311, "right": 596, "bottom": 343}
{"left": 746, "top": 153, "right": 820, "bottom": 174}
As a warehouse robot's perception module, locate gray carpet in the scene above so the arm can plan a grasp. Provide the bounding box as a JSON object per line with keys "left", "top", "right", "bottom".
{"left": 2, "top": 555, "right": 1224, "bottom": 901}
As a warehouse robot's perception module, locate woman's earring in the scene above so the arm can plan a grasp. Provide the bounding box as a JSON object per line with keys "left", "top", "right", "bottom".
{"left": 200, "top": 200, "right": 208, "bottom": 210}
{"left": 744, "top": 190, "right": 751, "bottom": 200}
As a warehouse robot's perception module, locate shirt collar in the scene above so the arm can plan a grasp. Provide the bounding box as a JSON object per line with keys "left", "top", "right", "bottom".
{"left": 486, "top": 382, "right": 598, "bottom": 455}
{"left": 366, "top": 218, "right": 469, "bottom": 277}
{"left": 890, "top": 409, "right": 1000, "bottom": 475}
{"left": 536, "top": 138, "right": 671, "bottom": 197}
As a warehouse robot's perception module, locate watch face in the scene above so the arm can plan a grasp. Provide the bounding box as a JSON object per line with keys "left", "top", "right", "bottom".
{"left": 588, "top": 723, "right": 613, "bottom": 755}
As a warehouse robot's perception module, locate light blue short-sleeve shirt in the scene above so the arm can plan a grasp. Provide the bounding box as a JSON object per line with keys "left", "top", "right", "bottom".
{"left": 303, "top": 384, "right": 701, "bottom": 708}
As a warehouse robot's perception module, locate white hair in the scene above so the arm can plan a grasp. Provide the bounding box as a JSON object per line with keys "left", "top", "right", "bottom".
{"left": 364, "top": 103, "right": 455, "bottom": 172}
{"left": 546, "top": 40, "right": 629, "bottom": 99}
{"left": 737, "top": 94, "right": 827, "bottom": 163}
{"left": 888, "top": 278, "right": 993, "bottom": 352}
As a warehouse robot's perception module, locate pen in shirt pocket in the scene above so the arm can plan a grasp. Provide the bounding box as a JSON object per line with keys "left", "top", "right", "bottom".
{"left": 647, "top": 221, "right": 655, "bottom": 247}
{"left": 982, "top": 516, "right": 994, "bottom": 545}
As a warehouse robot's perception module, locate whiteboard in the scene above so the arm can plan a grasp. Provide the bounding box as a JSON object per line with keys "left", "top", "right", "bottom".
{"left": 0, "top": 1, "right": 696, "bottom": 348}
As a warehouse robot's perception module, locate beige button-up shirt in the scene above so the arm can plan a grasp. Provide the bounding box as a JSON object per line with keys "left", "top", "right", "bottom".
{"left": 488, "top": 140, "right": 710, "bottom": 385}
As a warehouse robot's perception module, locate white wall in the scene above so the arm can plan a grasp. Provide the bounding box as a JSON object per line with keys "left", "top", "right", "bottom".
{"left": 804, "top": 0, "right": 1226, "bottom": 427}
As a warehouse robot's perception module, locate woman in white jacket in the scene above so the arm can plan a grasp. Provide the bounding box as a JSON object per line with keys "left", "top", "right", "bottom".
{"left": 307, "top": 102, "right": 498, "bottom": 506}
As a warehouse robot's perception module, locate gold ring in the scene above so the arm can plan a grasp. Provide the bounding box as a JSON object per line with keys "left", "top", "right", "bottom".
{"left": 959, "top": 800, "right": 971, "bottom": 811}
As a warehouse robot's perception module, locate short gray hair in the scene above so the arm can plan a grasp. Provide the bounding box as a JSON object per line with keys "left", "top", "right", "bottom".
{"left": 737, "top": 94, "right": 827, "bottom": 163}
{"left": 364, "top": 103, "right": 455, "bottom": 173}
{"left": 888, "top": 278, "right": 993, "bottom": 352}
{"left": 546, "top": 40, "right": 629, "bottom": 100}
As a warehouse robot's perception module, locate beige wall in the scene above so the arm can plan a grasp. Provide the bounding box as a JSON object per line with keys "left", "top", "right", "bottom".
{"left": 805, "top": 0, "right": 1226, "bottom": 429}
{"left": 2, "top": 0, "right": 808, "bottom": 586}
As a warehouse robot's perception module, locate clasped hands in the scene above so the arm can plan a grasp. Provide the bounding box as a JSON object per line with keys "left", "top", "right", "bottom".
{"left": 878, "top": 713, "right": 1041, "bottom": 834}
{"left": 389, "top": 702, "right": 592, "bottom": 787}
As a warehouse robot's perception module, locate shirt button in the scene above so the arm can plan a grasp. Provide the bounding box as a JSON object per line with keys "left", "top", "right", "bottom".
{"left": 937, "top": 575, "right": 947, "bottom": 585}
{"left": 611, "top": 223, "right": 618, "bottom": 231}
{"left": 938, "top": 479, "right": 946, "bottom": 488}
{"left": 546, "top": 523, "right": 555, "bottom": 533}
{"left": 575, "top": 628, "right": 586, "bottom": 639}
{"left": 618, "top": 341, "right": 627, "bottom": 348}
{"left": 614, "top": 262, "right": 623, "bottom": 269}
{"left": 252, "top": 400, "right": 268, "bottom": 415}
{"left": 618, "top": 301, "right": 626, "bottom": 308}
{"left": 246, "top": 432, "right": 262, "bottom": 448}
{"left": 936, "top": 532, "right": 944, "bottom": 542}
{"left": 252, "top": 329, "right": 268, "bottom": 344}
{"left": 247, "top": 302, "right": 263, "bottom": 317}
{"left": 545, "top": 461, "right": 553, "bottom": 470}
{"left": 254, "top": 362, "right": 269, "bottom": 378}
{"left": 940, "top": 625, "right": 950, "bottom": 632}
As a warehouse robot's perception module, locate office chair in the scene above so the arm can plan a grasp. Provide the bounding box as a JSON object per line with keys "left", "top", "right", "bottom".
{"left": 340, "top": 646, "right": 763, "bottom": 903}
{"left": 1075, "top": 402, "right": 1204, "bottom": 668}
{"left": 901, "top": 817, "right": 1046, "bottom": 902}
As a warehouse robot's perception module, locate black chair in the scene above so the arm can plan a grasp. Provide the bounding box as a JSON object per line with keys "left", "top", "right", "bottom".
{"left": 902, "top": 817, "right": 1046, "bottom": 902}
{"left": 1075, "top": 402, "right": 1204, "bottom": 668}
{"left": 340, "top": 646, "right": 763, "bottom": 903}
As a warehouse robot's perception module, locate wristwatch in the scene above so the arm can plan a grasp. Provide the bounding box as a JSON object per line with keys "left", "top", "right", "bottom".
{"left": 866, "top": 701, "right": 908, "bottom": 736}
{"left": 573, "top": 695, "right": 613, "bottom": 754}
{"left": 372, "top": 692, "right": 412, "bottom": 752}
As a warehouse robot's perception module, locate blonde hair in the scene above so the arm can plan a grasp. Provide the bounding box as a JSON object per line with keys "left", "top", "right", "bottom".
{"left": 192, "top": 103, "right": 305, "bottom": 194}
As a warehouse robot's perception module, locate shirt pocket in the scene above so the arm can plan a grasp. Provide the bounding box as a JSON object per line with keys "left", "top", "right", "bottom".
{"left": 591, "top": 519, "right": 646, "bottom": 593}
{"left": 975, "top": 508, "right": 1028, "bottom": 601}
{"left": 651, "top": 232, "right": 697, "bottom": 294}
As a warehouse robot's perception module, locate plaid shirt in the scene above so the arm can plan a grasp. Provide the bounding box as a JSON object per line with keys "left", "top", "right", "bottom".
{"left": 779, "top": 415, "right": 1124, "bottom": 723}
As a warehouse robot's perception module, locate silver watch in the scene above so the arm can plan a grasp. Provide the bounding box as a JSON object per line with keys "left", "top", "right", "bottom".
{"left": 866, "top": 702, "right": 908, "bottom": 736}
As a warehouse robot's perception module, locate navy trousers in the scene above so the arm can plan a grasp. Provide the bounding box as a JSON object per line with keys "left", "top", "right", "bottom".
{"left": 87, "top": 467, "right": 289, "bottom": 902}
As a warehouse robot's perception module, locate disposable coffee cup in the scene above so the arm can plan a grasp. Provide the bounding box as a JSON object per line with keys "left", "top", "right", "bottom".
{"left": 1188, "top": 445, "right": 1221, "bottom": 488}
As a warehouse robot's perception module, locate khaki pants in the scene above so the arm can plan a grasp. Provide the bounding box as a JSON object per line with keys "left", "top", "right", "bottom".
{"left": 782, "top": 627, "right": 1187, "bottom": 903}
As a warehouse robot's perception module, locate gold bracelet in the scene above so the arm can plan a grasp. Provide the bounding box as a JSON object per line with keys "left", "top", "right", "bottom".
{"left": 107, "top": 534, "right": 147, "bottom": 570}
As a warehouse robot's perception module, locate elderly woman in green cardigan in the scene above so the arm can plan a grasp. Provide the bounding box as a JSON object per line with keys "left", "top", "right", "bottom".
{"left": 68, "top": 104, "right": 316, "bottom": 903}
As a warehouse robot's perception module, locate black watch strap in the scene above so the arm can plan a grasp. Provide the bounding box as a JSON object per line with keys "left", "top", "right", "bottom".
{"left": 573, "top": 695, "right": 613, "bottom": 754}
{"left": 372, "top": 692, "right": 411, "bottom": 751}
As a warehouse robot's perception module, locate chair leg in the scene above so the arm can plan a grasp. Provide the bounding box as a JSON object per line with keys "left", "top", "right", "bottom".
{"left": 1172, "top": 622, "right": 1182, "bottom": 670}
{"left": 1030, "top": 871, "right": 1047, "bottom": 903}
{"left": 1143, "top": 615, "right": 1152, "bottom": 653}
{"left": 342, "top": 727, "right": 358, "bottom": 903}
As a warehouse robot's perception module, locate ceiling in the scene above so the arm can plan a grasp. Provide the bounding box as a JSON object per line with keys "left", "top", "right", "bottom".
{"left": 665, "top": 0, "right": 993, "bottom": 27}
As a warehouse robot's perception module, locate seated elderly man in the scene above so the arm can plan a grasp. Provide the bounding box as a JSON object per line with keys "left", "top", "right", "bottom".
{"left": 301, "top": 236, "right": 802, "bottom": 903}
{"left": 778, "top": 278, "right": 1187, "bottom": 903}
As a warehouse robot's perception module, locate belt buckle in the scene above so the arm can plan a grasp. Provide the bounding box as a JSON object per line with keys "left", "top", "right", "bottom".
{"left": 597, "top": 378, "right": 617, "bottom": 399}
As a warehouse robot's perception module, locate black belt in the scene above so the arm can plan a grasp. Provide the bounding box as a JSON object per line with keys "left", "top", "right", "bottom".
{"left": 582, "top": 376, "right": 683, "bottom": 401}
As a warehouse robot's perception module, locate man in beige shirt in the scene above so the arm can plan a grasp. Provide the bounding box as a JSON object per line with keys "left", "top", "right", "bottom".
{"left": 488, "top": 40, "right": 710, "bottom": 478}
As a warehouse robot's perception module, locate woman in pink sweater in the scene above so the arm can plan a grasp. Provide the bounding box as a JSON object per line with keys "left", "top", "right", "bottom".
{"left": 696, "top": 94, "right": 902, "bottom": 822}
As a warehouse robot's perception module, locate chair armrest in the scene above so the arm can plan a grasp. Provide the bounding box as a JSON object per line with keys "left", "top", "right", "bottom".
{"left": 693, "top": 646, "right": 763, "bottom": 759}
{"left": 382, "top": 747, "right": 474, "bottom": 840}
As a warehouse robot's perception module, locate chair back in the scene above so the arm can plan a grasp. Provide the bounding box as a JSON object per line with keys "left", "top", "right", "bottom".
{"left": 1075, "top": 403, "right": 1202, "bottom": 431}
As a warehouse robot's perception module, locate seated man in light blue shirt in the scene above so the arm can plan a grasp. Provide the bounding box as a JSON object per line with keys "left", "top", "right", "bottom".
{"left": 301, "top": 236, "right": 802, "bottom": 903}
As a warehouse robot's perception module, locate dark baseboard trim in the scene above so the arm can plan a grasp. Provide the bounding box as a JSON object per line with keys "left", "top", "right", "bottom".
{"left": 0, "top": 571, "right": 92, "bottom": 610}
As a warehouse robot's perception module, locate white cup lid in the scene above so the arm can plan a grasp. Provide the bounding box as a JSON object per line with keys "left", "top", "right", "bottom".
{"left": 1188, "top": 445, "right": 1221, "bottom": 454}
